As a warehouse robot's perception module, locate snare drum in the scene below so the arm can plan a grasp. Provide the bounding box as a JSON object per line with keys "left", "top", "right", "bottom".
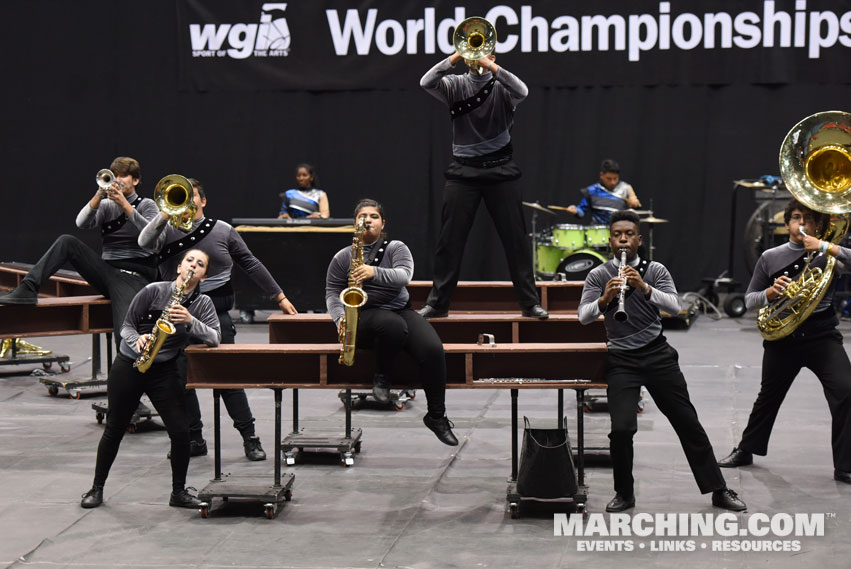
{"left": 535, "top": 242, "right": 569, "bottom": 277}
{"left": 551, "top": 224, "right": 586, "bottom": 250}
{"left": 584, "top": 225, "right": 610, "bottom": 249}
{"left": 556, "top": 249, "right": 607, "bottom": 281}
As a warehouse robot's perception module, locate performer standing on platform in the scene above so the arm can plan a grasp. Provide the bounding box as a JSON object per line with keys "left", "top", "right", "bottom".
{"left": 578, "top": 210, "right": 746, "bottom": 512}
{"left": 0, "top": 157, "right": 159, "bottom": 348}
{"left": 139, "top": 178, "right": 298, "bottom": 461}
{"left": 326, "top": 199, "right": 458, "bottom": 446}
{"left": 278, "top": 163, "right": 330, "bottom": 219}
{"left": 566, "top": 159, "right": 642, "bottom": 225}
{"left": 718, "top": 200, "right": 851, "bottom": 484}
{"left": 81, "top": 249, "right": 220, "bottom": 509}
{"left": 416, "top": 51, "right": 547, "bottom": 320}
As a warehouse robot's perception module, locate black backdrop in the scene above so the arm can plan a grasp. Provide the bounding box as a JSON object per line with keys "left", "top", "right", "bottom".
{"left": 3, "top": 1, "right": 851, "bottom": 294}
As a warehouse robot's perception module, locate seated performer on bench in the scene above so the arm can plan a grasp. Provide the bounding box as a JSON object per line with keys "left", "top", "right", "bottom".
{"left": 81, "top": 249, "right": 220, "bottom": 509}
{"left": 577, "top": 210, "right": 746, "bottom": 512}
{"left": 139, "top": 178, "right": 297, "bottom": 461}
{"left": 325, "top": 199, "right": 458, "bottom": 446}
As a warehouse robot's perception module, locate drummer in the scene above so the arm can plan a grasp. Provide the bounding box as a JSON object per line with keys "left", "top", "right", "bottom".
{"left": 565, "top": 159, "right": 642, "bottom": 224}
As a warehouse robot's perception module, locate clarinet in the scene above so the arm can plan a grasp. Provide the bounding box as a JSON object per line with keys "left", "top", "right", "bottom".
{"left": 614, "top": 249, "right": 629, "bottom": 322}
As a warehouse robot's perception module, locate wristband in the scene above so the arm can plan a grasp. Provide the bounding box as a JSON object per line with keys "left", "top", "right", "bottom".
{"left": 820, "top": 241, "right": 830, "bottom": 254}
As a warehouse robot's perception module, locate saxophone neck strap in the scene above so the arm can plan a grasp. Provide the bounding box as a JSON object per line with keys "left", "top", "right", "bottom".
{"left": 367, "top": 239, "right": 391, "bottom": 266}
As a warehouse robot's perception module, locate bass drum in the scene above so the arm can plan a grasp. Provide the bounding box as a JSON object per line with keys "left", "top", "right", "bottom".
{"left": 555, "top": 249, "right": 607, "bottom": 281}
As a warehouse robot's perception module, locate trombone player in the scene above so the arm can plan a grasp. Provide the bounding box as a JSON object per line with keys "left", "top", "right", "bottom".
{"left": 0, "top": 157, "right": 159, "bottom": 351}
{"left": 416, "top": 17, "right": 547, "bottom": 320}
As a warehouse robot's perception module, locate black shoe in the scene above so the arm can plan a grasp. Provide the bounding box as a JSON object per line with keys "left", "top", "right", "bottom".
{"left": 834, "top": 469, "right": 851, "bottom": 484}
{"left": 0, "top": 286, "right": 37, "bottom": 305}
{"left": 712, "top": 487, "right": 747, "bottom": 511}
{"left": 422, "top": 414, "right": 459, "bottom": 446}
{"left": 243, "top": 435, "right": 267, "bottom": 461}
{"left": 169, "top": 487, "right": 202, "bottom": 508}
{"left": 522, "top": 305, "right": 549, "bottom": 319}
{"left": 372, "top": 373, "right": 391, "bottom": 404}
{"left": 605, "top": 493, "right": 635, "bottom": 512}
{"left": 417, "top": 305, "right": 448, "bottom": 319}
{"left": 80, "top": 485, "right": 104, "bottom": 508}
{"left": 717, "top": 447, "right": 753, "bottom": 468}
{"left": 167, "top": 439, "right": 208, "bottom": 459}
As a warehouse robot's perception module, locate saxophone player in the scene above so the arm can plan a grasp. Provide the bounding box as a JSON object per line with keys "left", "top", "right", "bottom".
{"left": 325, "top": 199, "right": 458, "bottom": 446}
{"left": 718, "top": 199, "right": 851, "bottom": 484}
{"left": 80, "top": 249, "right": 220, "bottom": 510}
{"left": 578, "top": 210, "right": 746, "bottom": 512}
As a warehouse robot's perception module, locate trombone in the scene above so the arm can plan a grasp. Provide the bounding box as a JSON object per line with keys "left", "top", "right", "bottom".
{"left": 154, "top": 174, "right": 197, "bottom": 232}
{"left": 453, "top": 17, "right": 496, "bottom": 75}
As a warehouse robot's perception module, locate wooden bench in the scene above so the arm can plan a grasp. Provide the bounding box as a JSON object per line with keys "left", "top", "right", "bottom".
{"left": 0, "top": 295, "right": 113, "bottom": 396}
{"left": 406, "top": 280, "right": 586, "bottom": 313}
{"left": 267, "top": 312, "right": 605, "bottom": 344}
{"left": 0, "top": 263, "right": 99, "bottom": 297}
{"left": 186, "top": 341, "right": 606, "bottom": 515}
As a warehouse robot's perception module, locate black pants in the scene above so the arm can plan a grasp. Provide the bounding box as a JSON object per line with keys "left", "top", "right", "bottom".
{"left": 357, "top": 307, "right": 447, "bottom": 416}
{"left": 739, "top": 329, "right": 851, "bottom": 471}
{"left": 179, "top": 307, "right": 256, "bottom": 441}
{"left": 425, "top": 173, "right": 539, "bottom": 311}
{"left": 21, "top": 234, "right": 150, "bottom": 350}
{"left": 93, "top": 355, "right": 190, "bottom": 492}
{"left": 606, "top": 337, "right": 726, "bottom": 498}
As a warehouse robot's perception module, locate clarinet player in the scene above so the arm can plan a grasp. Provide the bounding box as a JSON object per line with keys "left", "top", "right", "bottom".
{"left": 80, "top": 249, "right": 220, "bottom": 509}
{"left": 577, "top": 210, "right": 746, "bottom": 512}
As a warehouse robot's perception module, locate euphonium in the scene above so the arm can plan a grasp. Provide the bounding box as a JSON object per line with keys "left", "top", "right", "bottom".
{"left": 614, "top": 249, "right": 629, "bottom": 322}
{"left": 154, "top": 174, "right": 196, "bottom": 232}
{"left": 453, "top": 17, "right": 496, "bottom": 75}
{"left": 757, "top": 111, "right": 851, "bottom": 340}
{"left": 338, "top": 218, "right": 368, "bottom": 366}
{"left": 134, "top": 269, "right": 194, "bottom": 373}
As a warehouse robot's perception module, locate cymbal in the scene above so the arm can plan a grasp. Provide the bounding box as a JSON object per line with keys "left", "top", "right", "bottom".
{"left": 522, "top": 201, "right": 556, "bottom": 215}
{"left": 630, "top": 209, "right": 653, "bottom": 215}
{"left": 640, "top": 216, "right": 669, "bottom": 224}
{"left": 547, "top": 204, "right": 572, "bottom": 212}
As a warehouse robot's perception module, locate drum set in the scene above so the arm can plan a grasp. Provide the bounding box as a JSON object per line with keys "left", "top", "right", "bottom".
{"left": 523, "top": 202, "right": 669, "bottom": 280}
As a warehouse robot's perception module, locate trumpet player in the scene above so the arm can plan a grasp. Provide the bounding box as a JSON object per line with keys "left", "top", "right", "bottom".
{"left": 719, "top": 199, "right": 851, "bottom": 484}
{"left": 578, "top": 210, "right": 746, "bottom": 513}
{"left": 81, "top": 249, "right": 220, "bottom": 509}
{"left": 325, "top": 199, "right": 457, "bottom": 446}
{"left": 0, "top": 157, "right": 159, "bottom": 351}
{"left": 139, "top": 178, "right": 296, "bottom": 461}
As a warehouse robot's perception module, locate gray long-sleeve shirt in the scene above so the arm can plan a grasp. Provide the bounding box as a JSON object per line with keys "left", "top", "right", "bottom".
{"left": 745, "top": 241, "right": 851, "bottom": 311}
{"left": 579, "top": 257, "right": 682, "bottom": 350}
{"left": 325, "top": 240, "right": 413, "bottom": 325}
{"left": 119, "top": 281, "right": 220, "bottom": 362}
{"left": 138, "top": 215, "right": 283, "bottom": 297}
{"left": 75, "top": 194, "right": 159, "bottom": 260}
{"left": 420, "top": 57, "right": 528, "bottom": 157}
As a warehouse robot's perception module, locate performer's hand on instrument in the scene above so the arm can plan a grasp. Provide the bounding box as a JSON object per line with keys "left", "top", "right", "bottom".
{"left": 599, "top": 277, "right": 624, "bottom": 307}
{"left": 277, "top": 213, "right": 290, "bottom": 219}
{"left": 136, "top": 334, "right": 152, "bottom": 353}
{"left": 168, "top": 304, "right": 192, "bottom": 324}
{"left": 477, "top": 55, "right": 497, "bottom": 73}
{"left": 802, "top": 233, "right": 822, "bottom": 253}
{"left": 352, "top": 265, "right": 375, "bottom": 282}
{"left": 621, "top": 265, "right": 647, "bottom": 292}
{"left": 767, "top": 275, "right": 791, "bottom": 301}
{"left": 566, "top": 205, "right": 578, "bottom": 215}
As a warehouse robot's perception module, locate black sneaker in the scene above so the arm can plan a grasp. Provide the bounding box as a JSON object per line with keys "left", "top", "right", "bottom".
{"left": 167, "top": 439, "right": 207, "bottom": 459}
{"left": 244, "top": 435, "right": 267, "bottom": 461}
{"left": 80, "top": 485, "right": 104, "bottom": 508}
{"left": 372, "top": 373, "right": 391, "bottom": 404}
{"left": 0, "top": 286, "right": 38, "bottom": 305}
{"left": 169, "top": 487, "right": 202, "bottom": 508}
{"left": 423, "top": 414, "right": 459, "bottom": 446}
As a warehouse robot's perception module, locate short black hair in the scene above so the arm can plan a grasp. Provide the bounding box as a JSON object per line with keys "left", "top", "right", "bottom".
{"left": 353, "top": 198, "right": 385, "bottom": 220}
{"left": 609, "top": 209, "right": 640, "bottom": 229}
{"left": 783, "top": 198, "right": 827, "bottom": 233}
{"left": 187, "top": 177, "right": 205, "bottom": 200}
{"left": 600, "top": 159, "right": 620, "bottom": 174}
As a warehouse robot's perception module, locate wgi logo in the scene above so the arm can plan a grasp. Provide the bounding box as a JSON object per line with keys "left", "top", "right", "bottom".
{"left": 189, "top": 3, "right": 290, "bottom": 59}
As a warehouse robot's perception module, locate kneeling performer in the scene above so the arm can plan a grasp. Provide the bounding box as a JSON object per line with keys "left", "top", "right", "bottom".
{"left": 325, "top": 199, "right": 458, "bottom": 446}
{"left": 81, "top": 249, "right": 220, "bottom": 509}
{"left": 577, "top": 210, "right": 746, "bottom": 512}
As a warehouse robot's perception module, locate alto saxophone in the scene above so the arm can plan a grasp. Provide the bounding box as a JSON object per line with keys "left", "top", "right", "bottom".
{"left": 338, "top": 218, "right": 368, "bottom": 366}
{"left": 134, "top": 270, "right": 194, "bottom": 373}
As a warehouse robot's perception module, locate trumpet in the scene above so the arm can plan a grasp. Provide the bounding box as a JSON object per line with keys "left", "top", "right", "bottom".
{"left": 95, "top": 169, "right": 123, "bottom": 198}
{"left": 453, "top": 17, "right": 496, "bottom": 75}
{"left": 614, "top": 249, "right": 629, "bottom": 322}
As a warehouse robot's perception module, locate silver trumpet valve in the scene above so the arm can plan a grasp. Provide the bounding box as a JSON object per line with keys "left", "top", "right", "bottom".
{"left": 614, "top": 249, "right": 629, "bottom": 322}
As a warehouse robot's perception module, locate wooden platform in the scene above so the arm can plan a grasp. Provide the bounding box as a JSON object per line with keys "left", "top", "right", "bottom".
{"left": 405, "top": 280, "right": 585, "bottom": 313}
{"left": 0, "top": 263, "right": 98, "bottom": 297}
{"left": 0, "top": 295, "right": 112, "bottom": 339}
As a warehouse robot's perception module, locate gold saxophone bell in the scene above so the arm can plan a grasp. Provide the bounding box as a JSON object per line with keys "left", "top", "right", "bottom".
{"left": 154, "top": 174, "right": 197, "bottom": 232}
{"left": 453, "top": 17, "right": 497, "bottom": 75}
{"left": 757, "top": 111, "right": 851, "bottom": 340}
